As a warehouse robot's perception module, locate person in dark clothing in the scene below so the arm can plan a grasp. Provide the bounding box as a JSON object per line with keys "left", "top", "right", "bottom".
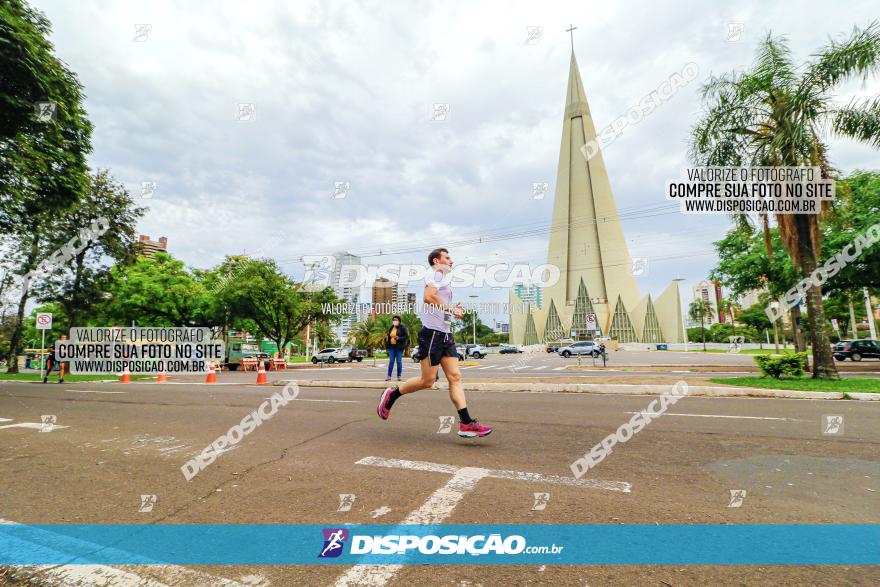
{"left": 43, "top": 346, "right": 63, "bottom": 383}
{"left": 385, "top": 315, "right": 409, "bottom": 381}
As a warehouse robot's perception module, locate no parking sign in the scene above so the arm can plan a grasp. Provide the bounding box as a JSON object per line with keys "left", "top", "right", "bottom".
{"left": 36, "top": 313, "right": 53, "bottom": 330}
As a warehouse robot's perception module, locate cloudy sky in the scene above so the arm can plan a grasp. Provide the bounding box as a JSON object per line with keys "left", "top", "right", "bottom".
{"left": 32, "top": 0, "right": 880, "bottom": 323}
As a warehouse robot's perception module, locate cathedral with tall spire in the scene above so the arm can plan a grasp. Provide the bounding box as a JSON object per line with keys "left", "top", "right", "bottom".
{"left": 509, "top": 47, "right": 684, "bottom": 346}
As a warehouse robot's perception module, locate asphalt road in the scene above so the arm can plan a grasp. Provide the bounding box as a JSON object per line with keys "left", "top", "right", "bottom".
{"left": 1, "top": 379, "right": 877, "bottom": 586}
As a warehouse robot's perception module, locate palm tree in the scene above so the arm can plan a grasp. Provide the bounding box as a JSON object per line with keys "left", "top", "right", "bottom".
{"left": 350, "top": 317, "right": 388, "bottom": 356}
{"left": 690, "top": 23, "right": 880, "bottom": 379}
{"left": 689, "top": 299, "right": 711, "bottom": 351}
{"left": 721, "top": 296, "right": 742, "bottom": 339}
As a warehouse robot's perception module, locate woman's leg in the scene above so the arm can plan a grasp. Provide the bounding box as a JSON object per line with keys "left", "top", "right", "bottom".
{"left": 386, "top": 348, "right": 396, "bottom": 378}
{"left": 394, "top": 347, "right": 403, "bottom": 377}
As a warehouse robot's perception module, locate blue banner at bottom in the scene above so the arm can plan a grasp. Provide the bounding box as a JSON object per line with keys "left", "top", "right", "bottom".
{"left": 0, "top": 524, "right": 876, "bottom": 565}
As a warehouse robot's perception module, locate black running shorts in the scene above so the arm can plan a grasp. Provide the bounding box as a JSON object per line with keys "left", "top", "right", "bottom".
{"left": 417, "top": 327, "right": 457, "bottom": 366}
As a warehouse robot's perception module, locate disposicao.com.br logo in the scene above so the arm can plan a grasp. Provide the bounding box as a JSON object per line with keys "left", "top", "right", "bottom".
{"left": 319, "top": 529, "right": 563, "bottom": 557}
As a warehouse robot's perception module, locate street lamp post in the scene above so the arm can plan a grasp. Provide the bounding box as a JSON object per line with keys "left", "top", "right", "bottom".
{"left": 769, "top": 301, "right": 781, "bottom": 354}
{"left": 673, "top": 278, "right": 688, "bottom": 352}
{"left": 468, "top": 295, "right": 478, "bottom": 344}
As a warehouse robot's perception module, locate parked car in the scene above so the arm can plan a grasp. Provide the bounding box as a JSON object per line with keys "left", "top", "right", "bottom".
{"left": 455, "top": 344, "right": 486, "bottom": 360}
{"left": 545, "top": 339, "right": 573, "bottom": 353}
{"left": 311, "top": 348, "right": 352, "bottom": 364}
{"left": 558, "top": 341, "right": 601, "bottom": 358}
{"left": 341, "top": 346, "right": 367, "bottom": 362}
{"left": 833, "top": 339, "right": 880, "bottom": 362}
{"left": 499, "top": 344, "right": 523, "bottom": 354}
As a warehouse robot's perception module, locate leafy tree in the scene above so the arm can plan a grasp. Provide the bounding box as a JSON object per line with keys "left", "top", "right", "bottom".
{"left": 0, "top": 0, "right": 93, "bottom": 371}
{"left": 454, "top": 311, "right": 492, "bottom": 344}
{"left": 101, "top": 253, "right": 215, "bottom": 326}
{"left": 35, "top": 170, "right": 144, "bottom": 326}
{"left": 821, "top": 170, "right": 880, "bottom": 295}
{"left": 220, "top": 258, "right": 342, "bottom": 358}
{"left": 691, "top": 23, "right": 880, "bottom": 379}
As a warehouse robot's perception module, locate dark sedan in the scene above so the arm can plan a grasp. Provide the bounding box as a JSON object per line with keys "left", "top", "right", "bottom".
{"left": 833, "top": 339, "right": 880, "bottom": 361}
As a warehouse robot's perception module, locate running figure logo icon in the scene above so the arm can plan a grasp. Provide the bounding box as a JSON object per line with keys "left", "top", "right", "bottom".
{"left": 437, "top": 416, "right": 454, "bottom": 434}
{"left": 532, "top": 492, "right": 550, "bottom": 511}
{"left": 139, "top": 494, "right": 157, "bottom": 512}
{"left": 319, "top": 528, "right": 349, "bottom": 558}
{"left": 822, "top": 415, "right": 844, "bottom": 435}
{"left": 39, "top": 415, "right": 57, "bottom": 433}
{"left": 727, "top": 489, "right": 746, "bottom": 508}
{"left": 337, "top": 494, "right": 356, "bottom": 512}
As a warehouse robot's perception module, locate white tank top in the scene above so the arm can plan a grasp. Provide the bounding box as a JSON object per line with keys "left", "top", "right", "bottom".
{"left": 419, "top": 269, "right": 453, "bottom": 333}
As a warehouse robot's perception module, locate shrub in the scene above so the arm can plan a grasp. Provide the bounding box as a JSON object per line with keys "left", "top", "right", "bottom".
{"left": 753, "top": 352, "right": 807, "bottom": 379}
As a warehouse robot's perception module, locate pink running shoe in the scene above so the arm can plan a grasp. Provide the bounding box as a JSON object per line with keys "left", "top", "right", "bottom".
{"left": 458, "top": 419, "right": 492, "bottom": 438}
{"left": 377, "top": 386, "right": 396, "bottom": 420}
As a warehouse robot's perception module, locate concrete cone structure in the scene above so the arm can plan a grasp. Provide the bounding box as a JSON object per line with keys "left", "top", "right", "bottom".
{"left": 255, "top": 361, "right": 268, "bottom": 385}
{"left": 509, "top": 48, "right": 683, "bottom": 344}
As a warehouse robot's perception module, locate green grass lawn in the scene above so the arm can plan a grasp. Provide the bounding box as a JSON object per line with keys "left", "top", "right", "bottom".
{"left": 686, "top": 348, "right": 802, "bottom": 355}
{"left": 709, "top": 376, "right": 880, "bottom": 393}
{"left": 0, "top": 372, "right": 152, "bottom": 382}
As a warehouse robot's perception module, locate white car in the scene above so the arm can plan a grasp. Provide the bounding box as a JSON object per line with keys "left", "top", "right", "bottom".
{"left": 456, "top": 344, "right": 486, "bottom": 359}
{"left": 311, "top": 348, "right": 352, "bottom": 364}
{"left": 557, "top": 341, "right": 601, "bottom": 357}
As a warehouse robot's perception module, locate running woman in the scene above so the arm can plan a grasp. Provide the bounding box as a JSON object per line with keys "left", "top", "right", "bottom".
{"left": 376, "top": 248, "right": 492, "bottom": 438}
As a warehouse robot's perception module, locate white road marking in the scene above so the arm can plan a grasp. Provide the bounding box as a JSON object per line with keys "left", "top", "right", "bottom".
{"left": 0, "top": 518, "right": 244, "bottom": 586}
{"left": 531, "top": 366, "right": 548, "bottom": 371}
{"left": 65, "top": 389, "right": 126, "bottom": 394}
{"left": 263, "top": 398, "right": 360, "bottom": 403}
{"left": 623, "top": 411, "right": 802, "bottom": 421}
{"left": 0, "top": 423, "right": 69, "bottom": 431}
{"left": 553, "top": 367, "right": 567, "bottom": 371}
{"left": 332, "top": 456, "right": 630, "bottom": 586}
{"left": 0, "top": 418, "right": 12, "bottom": 422}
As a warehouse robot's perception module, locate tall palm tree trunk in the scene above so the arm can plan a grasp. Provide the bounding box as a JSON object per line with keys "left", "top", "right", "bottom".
{"left": 793, "top": 215, "right": 838, "bottom": 379}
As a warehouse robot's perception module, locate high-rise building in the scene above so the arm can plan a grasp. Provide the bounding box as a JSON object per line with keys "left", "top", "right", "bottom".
{"left": 509, "top": 48, "right": 683, "bottom": 345}
{"left": 372, "top": 277, "right": 395, "bottom": 311}
{"left": 330, "top": 251, "right": 360, "bottom": 343}
{"left": 692, "top": 281, "right": 722, "bottom": 325}
{"left": 136, "top": 235, "right": 168, "bottom": 257}
{"left": 372, "top": 277, "right": 410, "bottom": 315}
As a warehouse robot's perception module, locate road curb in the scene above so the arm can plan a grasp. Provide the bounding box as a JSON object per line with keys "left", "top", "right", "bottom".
{"left": 272, "top": 379, "right": 854, "bottom": 400}
{"left": 845, "top": 392, "right": 880, "bottom": 401}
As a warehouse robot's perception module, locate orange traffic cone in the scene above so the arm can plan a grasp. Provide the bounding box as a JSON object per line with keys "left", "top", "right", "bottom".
{"left": 156, "top": 371, "right": 168, "bottom": 382}
{"left": 204, "top": 361, "right": 217, "bottom": 384}
{"left": 119, "top": 367, "right": 131, "bottom": 383}
{"left": 255, "top": 361, "right": 268, "bottom": 385}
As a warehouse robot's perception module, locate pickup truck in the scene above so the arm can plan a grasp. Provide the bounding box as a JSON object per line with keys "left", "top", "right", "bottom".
{"left": 225, "top": 341, "right": 260, "bottom": 370}
{"left": 342, "top": 346, "right": 367, "bottom": 362}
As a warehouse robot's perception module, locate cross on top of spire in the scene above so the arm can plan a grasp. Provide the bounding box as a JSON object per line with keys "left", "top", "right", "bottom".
{"left": 566, "top": 24, "right": 577, "bottom": 51}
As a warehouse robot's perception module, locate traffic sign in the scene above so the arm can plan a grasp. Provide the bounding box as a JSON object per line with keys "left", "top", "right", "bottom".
{"left": 586, "top": 313, "right": 597, "bottom": 332}
{"left": 36, "top": 313, "right": 53, "bottom": 330}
